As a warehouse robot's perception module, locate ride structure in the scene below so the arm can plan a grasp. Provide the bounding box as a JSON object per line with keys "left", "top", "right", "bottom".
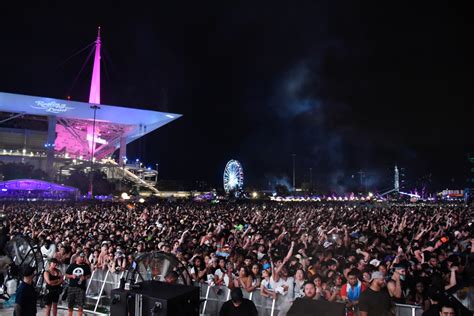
{"left": 223, "top": 160, "right": 244, "bottom": 195}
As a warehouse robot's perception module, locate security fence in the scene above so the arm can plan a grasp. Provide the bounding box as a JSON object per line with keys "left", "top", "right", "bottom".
{"left": 50, "top": 268, "right": 462, "bottom": 316}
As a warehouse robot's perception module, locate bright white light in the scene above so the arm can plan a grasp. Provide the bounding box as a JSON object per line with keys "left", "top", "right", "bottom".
{"left": 252, "top": 192, "right": 258, "bottom": 198}
{"left": 166, "top": 114, "right": 175, "bottom": 118}
{"left": 121, "top": 192, "right": 130, "bottom": 200}
{"left": 228, "top": 174, "right": 238, "bottom": 187}
{"left": 86, "top": 134, "right": 107, "bottom": 145}
{"left": 138, "top": 198, "right": 145, "bottom": 203}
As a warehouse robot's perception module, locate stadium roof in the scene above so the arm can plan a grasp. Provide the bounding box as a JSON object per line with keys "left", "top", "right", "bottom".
{"left": 0, "top": 91, "right": 182, "bottom": 159}
{"left": 0, "top": 91, "right": 180, "bottom": 134}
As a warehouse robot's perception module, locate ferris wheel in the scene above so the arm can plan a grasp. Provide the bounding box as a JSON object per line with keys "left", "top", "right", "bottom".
{"left": 223, "top": 160, "right": 244, "bottom": 193}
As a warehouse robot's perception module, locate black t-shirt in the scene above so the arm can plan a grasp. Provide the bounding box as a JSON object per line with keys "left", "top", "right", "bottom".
{"left": 219, "top": 299, "right": 258, "bottom": 316}
{"left": 66, "top": 263, "right": 91, "bottom": 290}
{"left": 359, "top": 287, "right": 392, "bottom": 316}
{"left": 14, "top": 281, "right": 37, "bottom": 316}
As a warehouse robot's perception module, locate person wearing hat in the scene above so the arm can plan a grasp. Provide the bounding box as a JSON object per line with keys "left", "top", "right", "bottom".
{"left": 65, "top": 252, "right": 91, "bottom": 316}
{"left": 14, "top": 266, "right": 37, "bottom": 316}
{"left": 44, "top": 258, "right": 63, "bottom": 316}
{"left": 358, "top": 271, "right": 392, "bottom": 316}
{"left": 219, "top": 287, "right": 257, "bottom": 316}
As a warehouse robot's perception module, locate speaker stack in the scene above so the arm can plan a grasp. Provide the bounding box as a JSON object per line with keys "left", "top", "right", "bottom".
{"left": 110, "top": 281, "right": 200, "bottom": 316}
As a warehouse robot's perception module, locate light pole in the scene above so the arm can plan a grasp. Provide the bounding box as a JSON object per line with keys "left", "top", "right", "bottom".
{"left": 89, "top": 104, "right": 100, "bottom": 198}
{"left": 292, "top": 154, "right": 296, "bottom": 192}
{"left": 309, "top": 167, "right": 313, "bottom": 191}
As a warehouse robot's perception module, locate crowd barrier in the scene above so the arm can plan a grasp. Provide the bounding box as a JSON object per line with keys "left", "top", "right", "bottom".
{"left": 394, "top": 303, "right": 423, "bottom": 316}
{"left": 48, "top": 267, "right": 458, "bottom": 316}
{"left": 197, "top": 283, "right": 283, "bottom": 316}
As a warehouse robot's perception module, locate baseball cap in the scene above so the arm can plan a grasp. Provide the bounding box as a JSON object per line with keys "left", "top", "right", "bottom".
{"left": 369, "top": 271, "right": 384, "bottom": 282}
{"left": 323, "top": 241, "right": 333, "bottom": 249}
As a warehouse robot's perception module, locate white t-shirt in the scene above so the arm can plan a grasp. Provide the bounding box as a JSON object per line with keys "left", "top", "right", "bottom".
{"left": 261, "top": 279, "right": 273, "bottom": 291}
{"left": 214, "top": 268, "right": 224, "bottom": 279}
{"left": 41, "top": 243, "right": 56, "bottom": 260}
{"left": 293, "top": 280, "right": 305, "bottom": 299}
{"left": 270, "top": 276, "right": 294, "bottom": 300}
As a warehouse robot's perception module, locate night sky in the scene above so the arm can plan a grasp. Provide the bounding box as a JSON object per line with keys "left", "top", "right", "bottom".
{"left": 0, "top": 2, "right": 473, "bottom": 192}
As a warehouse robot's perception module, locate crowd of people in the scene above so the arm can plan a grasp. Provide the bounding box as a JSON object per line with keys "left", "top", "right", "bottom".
{"left": 1, "top": 200, "right": 473, "bottom": 315}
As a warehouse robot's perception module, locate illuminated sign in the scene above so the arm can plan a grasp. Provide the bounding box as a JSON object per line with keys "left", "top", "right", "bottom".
{"left": 31, "top": 100, "right": 74, "bottom": 114}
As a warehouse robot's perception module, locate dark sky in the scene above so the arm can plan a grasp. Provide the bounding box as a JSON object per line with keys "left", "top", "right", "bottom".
{"left": 0, "top": 1, "right": 473, "bottom": 192}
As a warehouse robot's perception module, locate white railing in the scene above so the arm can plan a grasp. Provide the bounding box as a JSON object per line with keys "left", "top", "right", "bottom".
{"left": 48, "top": 270, "right": 461, "bottom": 316}
{"left": 197, "top": 283, "right": 281, "bottom": 316}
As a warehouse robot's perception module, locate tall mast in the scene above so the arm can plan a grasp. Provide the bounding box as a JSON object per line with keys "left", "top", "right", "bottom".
{"left": 89, "top": 26, "right": 101, "bottom": 104}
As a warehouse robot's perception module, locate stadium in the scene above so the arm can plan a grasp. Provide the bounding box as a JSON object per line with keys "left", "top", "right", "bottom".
{"left": 0, "top": 29, "right": 181, "bottom": 199}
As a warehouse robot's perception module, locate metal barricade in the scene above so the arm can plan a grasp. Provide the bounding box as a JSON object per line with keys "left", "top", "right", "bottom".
{"left": 33, "top": 265, "right": 474, "bottom": 316}
{"left": 55, "top": 270, "right": 288, "bottom": 316}
{"left": 56, "top": 268, "right": 122, "bottom": 315}
{"left": 252, "top": 291, "right": 278, "bottom": 316}
{"left": 199, "top": 283, "right": 230, "bottom": 316}
{"left": 395, "top": 303, "right": 424, "bottom": 316}
{"left": 197, "top": 282, "right": 281, "bottom": 316}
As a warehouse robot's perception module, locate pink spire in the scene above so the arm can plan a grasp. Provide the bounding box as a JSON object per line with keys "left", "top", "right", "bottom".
{"left": 89, "top": 27, "right": 101, "bottom": 104}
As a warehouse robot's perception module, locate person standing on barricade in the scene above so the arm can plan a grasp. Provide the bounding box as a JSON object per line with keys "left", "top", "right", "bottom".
{"left": 65, "top": 252, "right": 91, "bottom": 316}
